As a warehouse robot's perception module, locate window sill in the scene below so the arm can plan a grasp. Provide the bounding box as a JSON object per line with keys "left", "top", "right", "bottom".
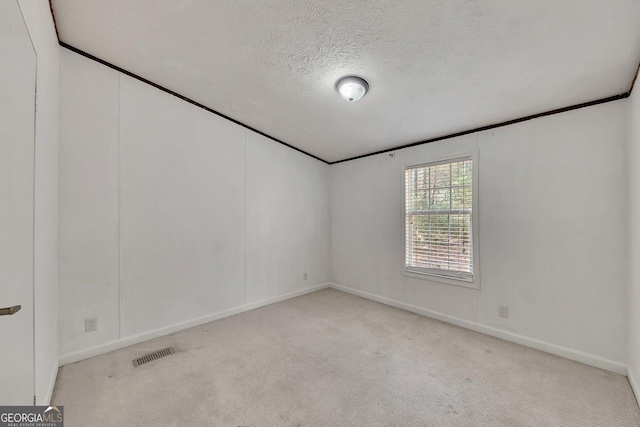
{"left": 402, "top": 269, "right": 480, "bottom": 290}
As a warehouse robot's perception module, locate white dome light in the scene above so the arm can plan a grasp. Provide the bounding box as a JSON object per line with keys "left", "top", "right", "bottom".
{"left": 336, "top": 76, "right": 369, "bottom": 102}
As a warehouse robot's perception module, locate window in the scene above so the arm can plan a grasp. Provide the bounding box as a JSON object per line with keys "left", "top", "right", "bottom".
{"left": 405, "top": 157, "right": 474, "bottom": 282}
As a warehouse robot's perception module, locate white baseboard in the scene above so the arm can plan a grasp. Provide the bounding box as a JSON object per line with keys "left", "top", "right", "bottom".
{"left": 58, "top": 281, "right": 628, "bottom": 377}
{"left": 330, "top": 283, "right": 628, "bottom": 375}
{"left": 59, "top": 283, "right": 330, "bottom": 366}
{"left": 629, "top": 368, "right": 639, "bottom": 405}
{"left": 42, "top": 359, "right": 59, "bottom": 405}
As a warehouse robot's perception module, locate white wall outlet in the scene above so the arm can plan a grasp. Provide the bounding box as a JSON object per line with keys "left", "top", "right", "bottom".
{"left": 498, "top": 306, "right": 509, "bottom": 319}
{"left": 85, "top": 318, "right": 98, "bottom": 332}
{"left": 303, "top": 272, "right": 308, "bottom": 280}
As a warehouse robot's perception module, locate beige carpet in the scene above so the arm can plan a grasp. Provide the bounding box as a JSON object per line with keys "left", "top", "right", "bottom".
{"left": 52, "top": 288, "right": 640, "bottom": 426}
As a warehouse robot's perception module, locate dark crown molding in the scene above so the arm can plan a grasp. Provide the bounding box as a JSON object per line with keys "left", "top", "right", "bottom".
{"left": 59, "top": 42, "right": 329, "bottom": 164}
{"left": 332, "top": 92, "right": 630, "bottom": 164}
{"left": 51, "top": 5, "right": 638, "bottom": 165}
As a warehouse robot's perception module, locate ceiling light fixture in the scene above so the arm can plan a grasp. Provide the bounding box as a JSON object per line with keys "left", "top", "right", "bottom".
{"left": 336, "top": 76, "right": 369, "bottom": 102}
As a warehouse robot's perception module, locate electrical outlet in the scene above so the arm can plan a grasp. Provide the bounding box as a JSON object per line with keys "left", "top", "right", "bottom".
{"left": 85, "top": 318, "right": 98, "bottom": 332}
{"left": 498, "top": 306, "right": 509, "bottom": 319}
{"left": 303, "top": 272, "right": 308, "bottom": 280}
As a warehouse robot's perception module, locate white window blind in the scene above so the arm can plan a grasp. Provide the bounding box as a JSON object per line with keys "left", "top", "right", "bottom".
{"left": 405, "top": 157, "right": 473, "bottom": 281}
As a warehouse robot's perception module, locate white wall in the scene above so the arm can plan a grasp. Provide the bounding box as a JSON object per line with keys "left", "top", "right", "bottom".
{"left": 17, "top": 0, "right": 60, "bottom": 405}
{"left": 629, "top": 87, "right": 640, "bottom": 396}
{"left": 58, "top": 49, "right": 331, "bottom": 362}
{"left": 119, "top": 75, "right": 246, "bottom": 336}
{"left": 332, "top": 100, "right": 629, "bottom": 372}
{"left": 58, "top": 49, "right": 119, "bottom": 354}
{"left": 245, "top": 130, "right": 331, "bottom": 303}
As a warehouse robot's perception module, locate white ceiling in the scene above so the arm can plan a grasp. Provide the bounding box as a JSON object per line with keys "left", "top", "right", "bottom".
{"left": 53, "top": 0, "right": 640, "bottom": 163}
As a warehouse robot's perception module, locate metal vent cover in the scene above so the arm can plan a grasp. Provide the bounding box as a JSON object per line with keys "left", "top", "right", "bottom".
{"left": 132, "top": 347, "right": 175, "bottom": 367}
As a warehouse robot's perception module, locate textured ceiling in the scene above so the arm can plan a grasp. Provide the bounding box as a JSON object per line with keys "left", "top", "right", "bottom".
{"left": 52, "top": 0, "right": 640, "bottom": 163}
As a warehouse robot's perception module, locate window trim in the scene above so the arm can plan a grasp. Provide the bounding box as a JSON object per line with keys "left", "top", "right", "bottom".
{"left": 402, "top": 151, "right": 480, "bottom": 290}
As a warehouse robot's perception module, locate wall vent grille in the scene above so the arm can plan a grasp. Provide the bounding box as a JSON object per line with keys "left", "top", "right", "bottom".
{"left": 132, "top": 347, "right": 175, "bottom": 367}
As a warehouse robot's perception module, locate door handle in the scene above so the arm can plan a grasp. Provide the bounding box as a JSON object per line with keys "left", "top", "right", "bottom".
{"left": 0, "top": 305, "right": 21, "bottom": 316}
